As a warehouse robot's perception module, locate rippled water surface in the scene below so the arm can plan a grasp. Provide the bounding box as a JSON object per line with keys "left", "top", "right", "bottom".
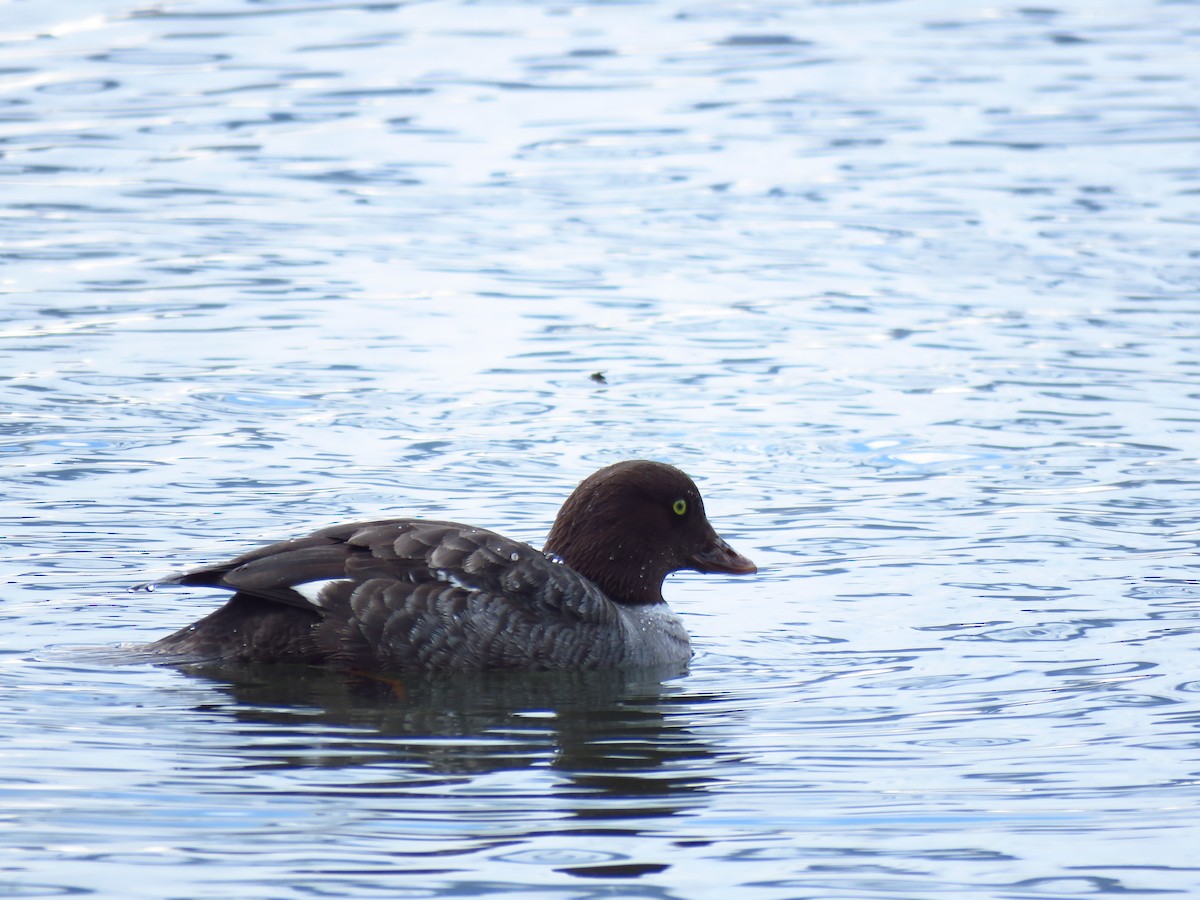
{"left": 4, "top": 0, "right": 1200, "bottom": 897}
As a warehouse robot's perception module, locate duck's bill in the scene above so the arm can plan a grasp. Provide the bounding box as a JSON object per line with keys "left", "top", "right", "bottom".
{"left": 688, "top": 536, "right": 757, "bottom": 575}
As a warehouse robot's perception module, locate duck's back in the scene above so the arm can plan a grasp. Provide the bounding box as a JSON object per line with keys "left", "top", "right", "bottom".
{"left": 148, "top": 519, "right": 690, "bottom": 671}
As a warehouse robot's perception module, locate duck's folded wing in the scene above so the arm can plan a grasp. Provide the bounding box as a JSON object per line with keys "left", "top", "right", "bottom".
{"left": 162, "top": 519, "right": 625, "bottom": 670}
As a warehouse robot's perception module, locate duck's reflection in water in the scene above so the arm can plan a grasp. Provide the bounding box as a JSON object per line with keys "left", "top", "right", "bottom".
{"left": 176, "top": 661, "right": 726, "bottom": 814}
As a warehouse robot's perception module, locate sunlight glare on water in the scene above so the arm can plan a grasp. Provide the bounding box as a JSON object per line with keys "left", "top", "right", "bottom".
{"left": 2, "top": 0, "right": 1200, "bottom": 897}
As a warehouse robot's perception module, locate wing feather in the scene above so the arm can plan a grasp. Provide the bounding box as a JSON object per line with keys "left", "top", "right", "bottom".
{"left": 154, "top": 519, "right": 623, "bottom": 669}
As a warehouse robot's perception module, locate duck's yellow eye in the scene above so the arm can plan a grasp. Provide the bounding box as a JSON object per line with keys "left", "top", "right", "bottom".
{"left": 672, "top": 499, "right": 687, "bottom": 516}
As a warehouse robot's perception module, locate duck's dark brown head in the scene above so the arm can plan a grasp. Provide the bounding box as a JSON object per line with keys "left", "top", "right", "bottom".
{"left": 543, "top": 460, "right": 756, "bottom": 605}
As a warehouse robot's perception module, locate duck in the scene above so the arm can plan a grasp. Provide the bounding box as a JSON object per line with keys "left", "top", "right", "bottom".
{"left": 144, "top": 460, "right": 756, "bottom": 671}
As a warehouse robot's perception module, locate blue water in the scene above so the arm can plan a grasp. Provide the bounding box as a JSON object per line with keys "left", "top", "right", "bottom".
{"left": 4, "top": 0, "right": 1200, "bottom": 897}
